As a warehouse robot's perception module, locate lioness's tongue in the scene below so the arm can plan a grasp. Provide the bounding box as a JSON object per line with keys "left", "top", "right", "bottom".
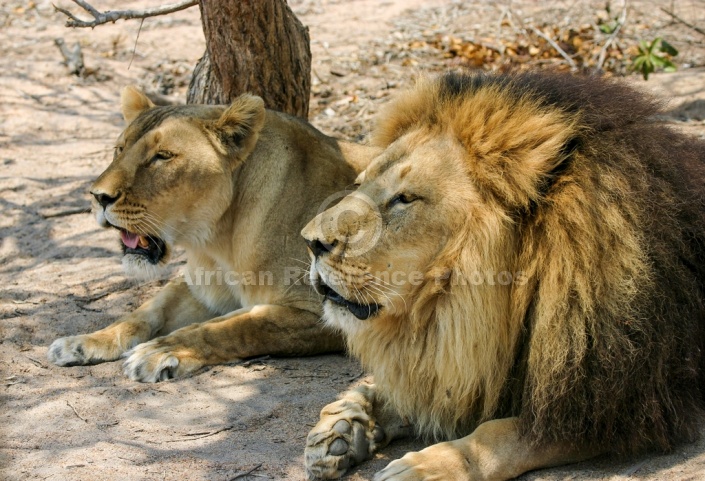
{"left": 120, "top": 231, "right": 140, "bottom": 249}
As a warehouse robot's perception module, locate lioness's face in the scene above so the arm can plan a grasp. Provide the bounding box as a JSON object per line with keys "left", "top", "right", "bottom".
{"left": 302, "top": 130, "right": 476, "bottom": 331}
{"left": 91, "top": 87, "right": 264, "bottom": 276}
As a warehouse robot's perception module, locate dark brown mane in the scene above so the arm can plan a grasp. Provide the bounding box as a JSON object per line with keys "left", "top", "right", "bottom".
{"left": 500, "top": 72, "right": 705, "bottom": 453}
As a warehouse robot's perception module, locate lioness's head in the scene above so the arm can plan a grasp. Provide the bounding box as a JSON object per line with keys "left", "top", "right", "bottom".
{"left": 302, "top": 73, "right": 577, "bottom": 334}
{"left": 91, "top": 86, "right": 265, "bottom": 277}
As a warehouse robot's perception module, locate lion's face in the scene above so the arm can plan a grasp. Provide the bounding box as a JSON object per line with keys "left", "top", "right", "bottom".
{"left": 91, "top": 87, "right": 264, "bottom": 277}
{"left": 302, "top": 130, "right": 478, "bottom": 332}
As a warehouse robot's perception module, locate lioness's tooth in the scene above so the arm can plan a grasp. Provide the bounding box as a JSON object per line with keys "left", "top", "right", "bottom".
{"left": 138, "top": 236, "right": 149, "bottom": 248}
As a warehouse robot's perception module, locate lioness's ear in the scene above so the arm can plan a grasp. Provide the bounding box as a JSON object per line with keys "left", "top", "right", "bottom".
{"left": 121, "top": 85, "right": 155, "bottom": 124}
{"left": 214, "top": 94, "right": 266, "bottom": 161}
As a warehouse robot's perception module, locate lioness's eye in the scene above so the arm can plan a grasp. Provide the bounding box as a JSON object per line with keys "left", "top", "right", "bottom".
{"left": 151, "top": 150, "right": 174, "bottom": 163}
{"left": 113, "top": 146, "right": 123, "bottom": 159}
{"left": 388, "top": 193, "right": 419, "bottom": 208}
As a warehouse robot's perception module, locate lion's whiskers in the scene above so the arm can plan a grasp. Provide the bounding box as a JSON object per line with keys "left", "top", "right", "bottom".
{"left": 365, "top": 273, "right": 408, "bottom": 311}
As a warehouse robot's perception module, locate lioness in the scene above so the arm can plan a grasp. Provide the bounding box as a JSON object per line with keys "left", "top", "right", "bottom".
{"left": 302, "top": 72, "right": 705, "bottom": 480}
{"left": 47, "top": 86, "right": 375, "bottom": 382}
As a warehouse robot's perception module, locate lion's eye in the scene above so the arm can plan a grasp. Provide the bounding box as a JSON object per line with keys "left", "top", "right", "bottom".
{"left": 151, "top": 150, "right": 174, "bottom": 163}
{"left": 113, "top": 146, "right": 124, "bottom": 159}
{"left": 388, "top": 193, "right": 419, "bottom": 208}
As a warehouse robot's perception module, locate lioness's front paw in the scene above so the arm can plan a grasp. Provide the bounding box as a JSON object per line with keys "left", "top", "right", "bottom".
{"left": 47, "top": 335, "right": 118, "bottom": 366}
{"left": 305, "top": 398, "right": 385, "bottom": 480}
{"left": 122, "top": 336, "right": 204, "bottom": 382}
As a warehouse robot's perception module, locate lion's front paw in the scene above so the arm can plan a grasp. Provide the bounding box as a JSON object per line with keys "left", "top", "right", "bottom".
{"left": 305, "top": 398, "right": 385, "bottom": 480}
{"left": 122, "top": 336, "right": 204, "bottom": 382}
{"left": 374, "top": 441, "right": 471, "bottom": 481}
{"left": 47, "top": 334, "right": 119, "bottom": 366}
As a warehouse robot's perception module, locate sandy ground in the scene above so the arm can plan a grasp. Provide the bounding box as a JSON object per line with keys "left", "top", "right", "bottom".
{"left": 2, "top": 1, "right": 705, "bottom": 480}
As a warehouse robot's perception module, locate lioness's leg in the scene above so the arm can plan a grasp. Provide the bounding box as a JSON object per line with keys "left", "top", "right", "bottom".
{"left": 374, "top": 417, "right": 601, "bottom": 481}
{"left": 122, "top": 304, "right": 344, "bottom": 382}
{"left": 47, "top": 278, "right": 212, "bottom": 366}
{"left": 306, "top": 384, "right": 413, "bottom": 480}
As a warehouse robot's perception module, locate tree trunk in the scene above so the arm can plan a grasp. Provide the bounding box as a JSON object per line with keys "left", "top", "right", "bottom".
{"left": 187, "top": 0, "right": 311, "bottom": 118}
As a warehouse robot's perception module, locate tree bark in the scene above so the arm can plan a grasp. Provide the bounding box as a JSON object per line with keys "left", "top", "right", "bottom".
{"left": 187, "top": 0, "right": 311, "bottom": 118}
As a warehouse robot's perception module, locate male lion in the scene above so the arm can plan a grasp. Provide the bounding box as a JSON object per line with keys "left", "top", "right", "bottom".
{"left": 47, "top": 86, "right": 374, "bottom": 382}
{"left": 302, "top": 72, "right": 705, "bottom": 480}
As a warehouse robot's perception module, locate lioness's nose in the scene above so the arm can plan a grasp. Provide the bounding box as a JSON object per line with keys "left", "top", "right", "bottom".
{"left": 91, "top": 190, "right": 121, "bottom": 208}
{"left": 306, "top": 238, "right": 338, "bottom": 257}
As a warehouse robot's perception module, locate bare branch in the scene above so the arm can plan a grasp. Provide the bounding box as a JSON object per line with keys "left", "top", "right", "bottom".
{"left": 53, "top": 0, "right": 198, "bottom": 28}
{"left": 596, "top": 1, "right": 628, "bottom": 72}
{"left": 54, "top": 38, "right": 85, "bottom": 75}
{"left": 660, "top": 7, "right": 705, "bottom": 38}
{"left": 530, "top": 27, "right": 578, "bottom": 71}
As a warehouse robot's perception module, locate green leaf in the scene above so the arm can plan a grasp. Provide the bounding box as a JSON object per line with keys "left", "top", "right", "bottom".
{"left": 600, "top": 22, "right": 617, "bottom": 34}
{"left": 642, "top": 61, "right": 655, "bottom": 80}
{"left": 648, "top": 37, "right": 662, "bottom": 54}
{"left": 650, "top": 55, "right": 667, "bottom": 67}
{"left": 632, "top": 57, "right": 646, "bottom": 70}
{"left": 659, "top": 39, "right": 679, "bottom": 56}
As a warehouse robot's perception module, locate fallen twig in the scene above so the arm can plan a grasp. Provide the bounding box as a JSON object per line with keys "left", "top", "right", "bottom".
{"left": 660, "top": 7, "right": 705, "bottom": 38}
{"left": 40, "top": 207, "right": 90, "bottom": 219}
{"left": 66, "top": 400, "right": 88, "bottom": 423}
{"left": 53, "top": 0, "right": 198, "bottom": 28}
{"left": 72, "top": 291, "right": 111, "bottom": 304}
{"left": 530, "top": 27, "right": 577, "bottom": 71}
{"left": 26, "top": 356, "right": 48, "bottom": 369}
{"left": 96, "top": 420, "right": 119, "bottom": 428}
{"left": 165, "top": 425, "right": 234, "bottom": 442}
{"left": 229, "top": 463, "right": 263, "bottom": 480}
{"left": 5, "top": 375, "right": 26, "bottom": 387}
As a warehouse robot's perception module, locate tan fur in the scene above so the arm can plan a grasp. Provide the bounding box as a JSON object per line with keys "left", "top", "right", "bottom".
{"left": 303, "top": 72, "right": 705, "bottom": 479}
{"left": 47, "top": 86, "right": 377, "bottom": 382}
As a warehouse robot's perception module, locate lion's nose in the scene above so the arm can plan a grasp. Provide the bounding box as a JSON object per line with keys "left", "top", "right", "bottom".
{"left": 306, "top": 238, "right": 338, "bottom": 257}
{"left": 91, "top": 190, "right": 121, "bottom": 208}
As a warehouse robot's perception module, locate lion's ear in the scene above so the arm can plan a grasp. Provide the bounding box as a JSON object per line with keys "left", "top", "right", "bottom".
{"left": 213, "top": 94, "right": 266, "bottom": 162}
{"left": 121, "top": 85, "right": 155, "bottom": 124}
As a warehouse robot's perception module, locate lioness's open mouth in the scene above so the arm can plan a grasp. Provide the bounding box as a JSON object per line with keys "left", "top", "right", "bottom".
{"left": 317, "top": 280, "right": 380, "bottom": 320}
{"left": 117, "top": 228, "right": 166, "bottom": 265}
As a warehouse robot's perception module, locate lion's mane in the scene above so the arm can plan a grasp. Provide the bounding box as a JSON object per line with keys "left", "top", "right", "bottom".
{"left": 349, "top": 72, "right": 705, "bottom": 453}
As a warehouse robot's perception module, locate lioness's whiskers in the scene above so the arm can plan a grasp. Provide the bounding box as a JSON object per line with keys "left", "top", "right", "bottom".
{"left": 284, "top": 270, "right": 310, "bottom": 296}
{"left": 143, "top": 211, "right": 188, "bottom": 239}
{"left": 288, "top": 257, "right": 312, "bottom": 267}
{"left": 138, "top": 215, "right": 166, "bottom": 254}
